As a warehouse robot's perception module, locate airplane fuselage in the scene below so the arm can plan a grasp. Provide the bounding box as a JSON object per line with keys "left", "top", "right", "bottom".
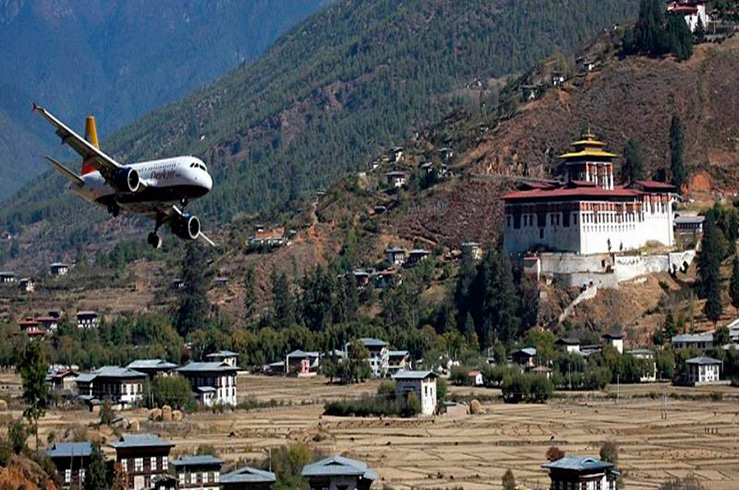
{"left": 74, "top": 156, "right": 213, "bottom": 214}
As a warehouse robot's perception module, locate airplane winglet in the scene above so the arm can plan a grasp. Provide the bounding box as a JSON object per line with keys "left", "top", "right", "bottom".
{"left": 44, "top": 156, "right": 85, "bottom": 185}
{"left": 32, "top": 103, "right": 40, "bottom": 113}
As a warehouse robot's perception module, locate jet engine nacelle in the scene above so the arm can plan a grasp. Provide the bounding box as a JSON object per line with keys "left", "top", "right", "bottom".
{"left": 112, "top": 167, "right": 140, "bottom": 193}
{"left": 171, "top": 214, "right": 201, "bottom": 241}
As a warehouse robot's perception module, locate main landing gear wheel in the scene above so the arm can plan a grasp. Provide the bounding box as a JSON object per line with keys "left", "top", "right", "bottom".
{"left": 147, "top": 232, "right": 162, "bottom": 249}
{"left": 108, "top": 203, "right": 120, "bottom": 217}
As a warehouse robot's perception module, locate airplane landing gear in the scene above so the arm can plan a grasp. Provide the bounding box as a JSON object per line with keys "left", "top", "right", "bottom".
{"left": 147, "top": 232, "right": 162, "bottom": 249}
{"left": 108, "top": 203, "right": 120, "bottom": 217}
{"left": 180, "top": 197, "right": 189, "bottom": 209}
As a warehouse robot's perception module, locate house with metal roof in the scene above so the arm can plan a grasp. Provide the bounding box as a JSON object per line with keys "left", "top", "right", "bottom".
{"left": 301, "top": 456, "right": 378, "bottom": 490}
{"left": 47, "top": 442, "right": 92, "bottom": 490}
{"left": 385, "top": 247, "right": 406, "bottom": 266}
{"left": 220, "top": 466, "right": 276, "bottom": 490}
{"left": 285, "top": 350, "right": 321, "bottom": 377}
{"left": 388, "top": 350, "right": 411, "bottom": 375}
{"left": 679, "top": 356, "right": 723, "bottom": 386}
{"left": 126, "top": 359, "right": 178, "bottom": 379}
{"left": 555, "top": 337, "right": 581, "bottom": 354}
{"left": 172, "top": 455, "right": 224, "bottom": 490}
{"left": 111, "top": 434, "right": 174, "bottom": 490}
{"left": 393, "top": 370, "right": 438, "bottom": 416}
{"left": 510, "top": 347, "right": 538, "bottom": 368}
{"left": 626, "top": 349, "right": 657, "bottom": 382}
{"left": 542, "top": 455, "right": 618, "bottom": 490}
{"left": 671, "top": 332, "right": 713, "bottom": 351}
{"left": 50, "top": 262, "right": 69, "bottom": 276}
{"left": 205, "top": 350, "right": 239, "bottom": 367}
{"left": 345, "top": 338, "right": 390, "bottom": 378}
{"left": 176, "top": 361, "right": 239, "bottom": 406}
{"left": 74, "top": 366, "right": 147, "bottom": 406}
{"left": 76, "top": 311, "right": 99, "bottom": 329}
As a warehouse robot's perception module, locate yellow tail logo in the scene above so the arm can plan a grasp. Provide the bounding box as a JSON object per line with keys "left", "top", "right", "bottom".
{"left": 82, "top": 116, "right": 99, "bottom": 175}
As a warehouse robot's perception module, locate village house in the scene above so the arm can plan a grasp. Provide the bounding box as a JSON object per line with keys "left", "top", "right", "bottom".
{"left": 18, "top": 278, "right": 35, "bottom": 293}
{"left": 286, "top": 350, "right": 321, "bottom": 376}
{"left": 679, "top": 356, "right": 722, "bottom": 386}
{"left": 393, "top": 370, "right": 438, "bottom": 416}
{"left": 205, "top": 350, "right": 239, "bottom": 367}
{"left": 347, "top": 338, "right": 390, "bottom": 378}
{"left": 521, "top": 84, "right": 544, "bottom": 101}
{"left": 76, "top": 366, "right": 147, "bottom": 407}
{"left": 467, "top": 370, "right": 484, "bottom": 386}
{"left": 674, "top": 215, "right": 704, "bottom": 237}
{"left": 0, "top": 271, "right": 16, "bottom": 283}
{"left": 671, "top": 332, "right": 713, "bottom": 351}
{"left": 171, "top": 278, "right": 186, "bottom": 290}
{"left": 385, "top": 171, "right": 407, "bottom": 189}
{"left": 37, "top": 315, "right": 59, "bottom": 332}
{"left": 627, "top": 349, "right": 657, "bottom": 382}
{"left": 177, "top": 361, "right": 239, "bottom": 406}
{"left": 667, "top": 1, "right": 709, "bottom": 32}
{"left": 111, "top": 434, "right": 174, "bottom": 490}
{"left": 126, "top": 359, "right": 178, "bottom": 380}
{"left": 220, "top": 466, "right": 276, "bottom": 490}
{"left": 385, "top": 247, "right": 406, "bottom": 266}
{"left": 407, "top": 249, "right": 432, "bottom": 266}
{"left": 542, "top": 455, "right": 618, "bottom": 490}
{"left": 248, "top": 227, "right": 287, "bottom": 250}
{"left": 213, "top": 276, "right": 229, "bottom": 288}
{"left": 19, "top": 317, "right": 47, "bottom": 338}
{"left": 601, "top": 332, "right": 624, "bottom": 354}
{"left": 502, "top": 131, "right": 675, "bottom": 255}
{"left": 47, "top": 441, "right": 92, "bottom": 490}
{"left": 352, "top": 269, "right": 372, "bottom": 289}
{"left": 172, "top": 455, "right": 224, "bottom": 490}
{"left": 301, "top": 456, "right": 379, "bottom": 490}
{"left": 510, "top": 347, "right": 538, "bottom": 369}
{"left": 555, "top": 337, "right": 581, "bottom": 354}
{"left": 387, "top": 350, "right": 411, "bottom": 375}
{"left": 76, "top": 311, "right": 99, "bottom": 329}
{"left": 50, "top": 262, "right": 69, "bottom": 276}
{"left": 551, "top": 71, "right": 565, "bottom": 86}
{"left": 373, "top": 269, "right": 401, "bottom": 289}
{"left": 531, "top": 365, "right": 554, "bottom": 379}
{"left": 461, "top": 242, "right": 483, "bottom": 260}
{"left": 46, "top": 368, "right": 79, "bottom": 393}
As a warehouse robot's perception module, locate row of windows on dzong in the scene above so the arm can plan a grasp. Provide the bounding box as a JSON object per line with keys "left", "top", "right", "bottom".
{"left": 505, "top": 209, "right": 670, "bottom": 229}
{"left": 120, "top": 456, "right": 169, "bottom": 473}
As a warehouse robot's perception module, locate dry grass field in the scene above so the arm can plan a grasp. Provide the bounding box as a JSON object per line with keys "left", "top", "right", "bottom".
{"left": 3, "top": 374, "right": 739, "bottom": 490}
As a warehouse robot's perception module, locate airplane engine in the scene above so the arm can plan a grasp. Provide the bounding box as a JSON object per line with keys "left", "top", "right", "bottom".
{"left": 171, "top": 214, "right": 200, "bottom": 241}
{"left": 113, "top": 167, "right": 140, "bottom": 193}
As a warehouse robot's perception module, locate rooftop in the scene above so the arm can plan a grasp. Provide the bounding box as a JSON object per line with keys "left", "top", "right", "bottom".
{"left": 47, "top": 442, "right": 92, "bottom": 458}
{"left": 94, "top": 366, "right": 147, "bottom": 379}
{"left": 393, "top": 370, "right": 437, "bottom": 380}
{"left": 302, "top": 456, "right": 379, "bottom": 480}
{"left": 286, "top": 349, "right": 320, "bottom": 358}
{"left": 686, "top": 356, "right": 721, "bottom": 365}
{"left": 111, "top": 434, "right": 174, "bottom": 449}
{"left": 542, "top": 455, "right": 614, "bottom": 472}
{"left": 359, "top": 337, "right": 389, "bottom": 348}
{"left": 206, "top": 350, "right": 239, "bottom": 358}
{"left": 126, "top": 359, "right": 178, "bottom": 370}
{"left": 220, "top": 466, "right": 276, "bottom": 484}
{"left": 672, "top": 333, "right": 713, "bottom": 343}
{"left": 176, "top": 361, "right": 239, "bottom": 373}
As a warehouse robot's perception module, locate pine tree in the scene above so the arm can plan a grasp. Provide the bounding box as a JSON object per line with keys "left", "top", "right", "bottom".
{"left": 694, "top": 16, "right": 706, "bottom": 43}
{"left": 463, "top": 313, "right": 479, "bottom": 352}
{"left": 271, "top": 269, "right": 296, "bottom": 329}
{"left": 667, "top": 15, "right": 694, "bottom": 61}
{"left": 85, "top": 443, "right": 109, "bottom": 490}
{"left": 502, "top": 469, "right": 516, "bottom": 490}
{"left": 730, "top": 256, "right": 739, "bottom": 310}
{"left": 19, "top": 341, "right": 48, "bottom": 448}
{"left": 175, "top": 243, "right": 211, "bottom": 336}
{"left": 670, "top": 115, "right": 686, "bottom": 190}
{"left": 622, "top": 139, "right": 645, "bottom": 183}
{"left": 244, "top": 266, "right": 257, "bottom": 322}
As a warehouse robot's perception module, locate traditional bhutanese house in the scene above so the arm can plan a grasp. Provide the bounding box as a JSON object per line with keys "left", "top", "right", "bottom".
{"left": 602, "top": 332, "right": 624, "bottom": 354}
{"left": 76, "top": 311, "right": 99, "bottom": 329}
{"left": 467, "top": 370, "right": 484, "bottom": 386}
{"left": 126, "top": 359, "right": 179, "bottom": 379}
{"left": 385, "top": 247, "right": 406, "bottom": 266}
{"left": 542, "top": 455, "right": 618, "bottom": 490}
{"left": 50, "top": 262, "right": 69, "bottom": 276}
{"left": 248, "top": 227, "right": 287, "bottom": 250}
{"left": 680, "top": 356, "right": 722, "bottom": 386}
{"left": 627, "top": 349, "right": 657, "bottom": 382}
{"left": 301, "top": 456, "right": 379, "bottom": 490}
{"left": 671, "top": 332, "right": 713, "bottom": 351}
{"left": 667, "top": 1, "right": 709, "bottom": 32}
{"left": 176, "top": 361, "right": 239, "bottom": 406}
{"left": 388, "top": 350, "right": 411, "bottom": 375}
{"left": 37, "top": 315, "right": 59, "bottom": 332}
{"left": 220, "top": 466, "right": 276, "bottom": 490}
{"left": 510, "top": 347, "right": 538, "bottom": 368}
{"left": 461, "top": 242, "right": 483, "bottom": 260}
{"left": 385, "top": 171, "right": 407, "bottom": 189}
{"left": 47, "top": 441, "right": 92, "bottom": 490}
{"left": 18, "top": 278, "right": 35, "bottom": 293}
{"left": 531, "top": 365, "right": 554, "bottom": 379}
{"left": 285, "top": 350, "right": 321, "bottom": 377}
{"left": 213, "top": 277, "right": 230, "bottom": 288}
{"left": 393, "top": 370, "right": 438, "bottom": 416}
{"left": 19, "top": 317, "right": 46, "bottom": 337}
{"left": 85, "top": 366, "right": 147, "bottom": 406}
{"left": 407, "top": 249, "right": 432, "bottom": 266}
{"left": 502, "top": 131, "right": 675, "bottom": 255}
{"left": 205, "top": 350, "right": 239, "bottom": 367}
{"left": 172, "top": 455, "right": 224, "bottom": 490}
{"left": 555, "top": 337, "right": 581, "bottom": 354}
{"left": 352, "top": 269, "right": 371, "bottom": 289}
{"left": 46, "top": 369, "right": 78, "bottom": 393}
{"left": 0, "top": 271, "right": 16, "bottom": 283}
{"left": 348, "top": 338, "right": 389, "bottom": 378}
{"left": 674, "top": 215, "right": 705, "bottom": 236}
{"left": 374, "top": 268, "right": 401, "bottom": 289}
{"left": 111, "top": 434, "right": 174, "bottom": 490}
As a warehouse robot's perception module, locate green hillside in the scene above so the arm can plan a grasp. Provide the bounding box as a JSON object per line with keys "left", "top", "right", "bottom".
{"left": 1, "top": 0, "right": 638, "bottom": 254}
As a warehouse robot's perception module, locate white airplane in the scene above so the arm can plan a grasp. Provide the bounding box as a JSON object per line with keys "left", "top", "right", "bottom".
{"left": 33, "top": 104, "right": 215, "bottom": 248}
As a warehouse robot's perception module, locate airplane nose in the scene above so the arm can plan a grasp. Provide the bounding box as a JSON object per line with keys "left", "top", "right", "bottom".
{"left": 203, "top": 172, "right": 213, "bottom": 191}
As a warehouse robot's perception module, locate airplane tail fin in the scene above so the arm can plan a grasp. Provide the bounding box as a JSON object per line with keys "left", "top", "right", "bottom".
{"left": 82, "top": 116, "right": 99, "bottom": 175}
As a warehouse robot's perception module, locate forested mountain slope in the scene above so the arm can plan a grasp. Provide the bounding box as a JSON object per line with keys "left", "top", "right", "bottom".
{"left": 0, "top": 0, "right": 330, "bottom": 197}
{"left": 0, "top": 0, "right": 638, "bottom": 257}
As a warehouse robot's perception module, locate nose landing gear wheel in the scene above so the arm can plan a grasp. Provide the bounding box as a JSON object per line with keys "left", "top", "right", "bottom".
{"left": 147, "top": 232, "right": 162, "bottom": 249}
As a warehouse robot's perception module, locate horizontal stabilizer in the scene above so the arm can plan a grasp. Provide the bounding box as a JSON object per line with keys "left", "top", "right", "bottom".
{"left": 44, "top": 156, "right": 84, "bottom": 185}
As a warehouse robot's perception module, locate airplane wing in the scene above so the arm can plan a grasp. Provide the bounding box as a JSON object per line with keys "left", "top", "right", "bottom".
{"left": 33, "top": 103, "right": 123, "bottom": 178}
{"left": 44, "top": 156, "right": 85, "bottom": 186}
{"left": 165, "top": 205, "right": 217, "bottom": 247}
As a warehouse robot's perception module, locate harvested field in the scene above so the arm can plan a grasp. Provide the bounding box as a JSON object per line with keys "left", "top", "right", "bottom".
{"left": 3, "top": 375, "right": 735, "bottom": 490}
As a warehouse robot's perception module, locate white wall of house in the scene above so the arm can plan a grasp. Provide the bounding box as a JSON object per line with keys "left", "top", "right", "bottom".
{"left": 396, "top": 377, "right": 436, "bottom": 416}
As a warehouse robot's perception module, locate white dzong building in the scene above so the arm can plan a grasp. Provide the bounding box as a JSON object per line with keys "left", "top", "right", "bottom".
{"left": 503, "top": 131, "right": 675, "bottom": 255}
